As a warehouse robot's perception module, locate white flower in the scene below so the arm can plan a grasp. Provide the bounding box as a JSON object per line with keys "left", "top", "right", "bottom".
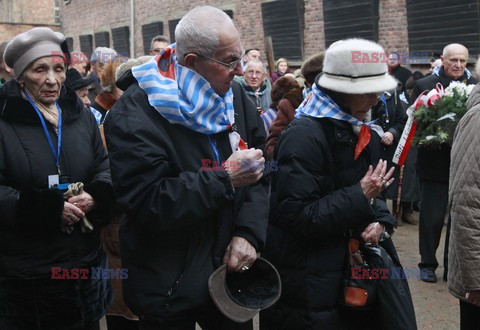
{"left": 445, "top": 81, "right": 468, "bottom": 97}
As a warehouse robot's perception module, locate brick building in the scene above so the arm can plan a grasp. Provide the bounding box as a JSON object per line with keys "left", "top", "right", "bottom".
{"left": 0, "top": 0, "right": 59, "bottom": 42}
{"left": 36, "top": 0, "right": 480, "bottom": 67}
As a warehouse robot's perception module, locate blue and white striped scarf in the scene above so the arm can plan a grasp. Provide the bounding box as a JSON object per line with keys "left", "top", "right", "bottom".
{"left": 295, "top": 84, "right": 384, "bottom": 137}
{"left": 132, "top": 46, "right": 236, "bottom": 136}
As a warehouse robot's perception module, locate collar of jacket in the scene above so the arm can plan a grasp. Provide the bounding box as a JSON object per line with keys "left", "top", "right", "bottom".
{"left": 437, "top": 66, "right": 471, "bottom": 84}
{"left": 0, "top": 79, "right": 84, "bottom": 124}
{"left": 240, "top": 78, "right": 269, "bottom": 96}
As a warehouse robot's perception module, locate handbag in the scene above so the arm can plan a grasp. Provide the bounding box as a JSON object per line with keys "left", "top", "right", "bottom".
{"left": 339, "top": 238, "right": 377, "bottom": 309}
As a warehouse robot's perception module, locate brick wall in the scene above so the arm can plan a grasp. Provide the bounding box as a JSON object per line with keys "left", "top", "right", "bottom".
{"left": 378, "top": 0, "right": 409, "bottom": 54}
{"left": 0, "top": 0, "right": 58, "bottom": 42}
{"left": 60, "top": 0, "right": 410, "bottom": 62}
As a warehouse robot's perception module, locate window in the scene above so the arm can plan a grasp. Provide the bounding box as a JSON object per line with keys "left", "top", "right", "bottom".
{"left": 406, "top": 0, "right": 480, "bottom": 61}
{"left": 112, "top": 26, "right": 130, "bottom": 58}
{"left": 168, "top": 19, "right": 181, "bottom": 43}
{"left": 323, "top": 0, "right": 379, "bottom": 48}
{"left": 79, "top": 34, "right": 93, "bottom": 56}
{"left": 142, "top": 22, "right": 163, "bottom": 54}
{"left": 94, "top": 32, "right": 110, "bottom": 48}
{"left": 261, "top": 0, "right": 304, "bottom": 62}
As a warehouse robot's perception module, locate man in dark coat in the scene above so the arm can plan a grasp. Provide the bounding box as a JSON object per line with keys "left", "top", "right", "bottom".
{"left": 388, "top": 52, "right": 412, "bottom": 93}
{"left": 104, "top": 6, "right": 268, "bottom": 329}
{"left": 411, "top": 43, "right": 477, "bottom": 283}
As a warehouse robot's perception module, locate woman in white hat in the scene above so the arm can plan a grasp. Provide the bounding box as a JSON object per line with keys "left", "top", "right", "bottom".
{"left": 0, "top": 27, "right": 113, "bottom": 329}
{"left": 261, "top": 39, "right": 416, "bottom": 329}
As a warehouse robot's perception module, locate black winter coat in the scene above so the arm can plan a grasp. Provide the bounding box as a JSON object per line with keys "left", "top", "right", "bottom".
{"left": 104, "top": 77, "right": 269, "bottom": 321}
{"left": 411, "top": 68, "right": 477, "bottom": 182}
{"left": 0, "top": 80, "right": 114, "bottom": 328}
{"left": 262, "top": 116, "right": 396, "bottom": 329}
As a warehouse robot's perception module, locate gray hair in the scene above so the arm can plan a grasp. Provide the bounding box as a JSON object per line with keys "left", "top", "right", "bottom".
{"left": 244, "top": 59, "right": 265, "bottom": 73}
{"left": 91, "top": 47, "right": 118, "bottom": 63}
{"left": 150, "top": 35, "right": 169, "bottom": 49}
{"left": 175, "top": 6, "right": 233, "bottom": 62}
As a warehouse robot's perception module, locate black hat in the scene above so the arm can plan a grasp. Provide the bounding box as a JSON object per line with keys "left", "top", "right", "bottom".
{"left": 208, "top": 258, "right": 281, "bottom": 323}
{"left": 65, "top": 68, "right": 94, "bottom": 91}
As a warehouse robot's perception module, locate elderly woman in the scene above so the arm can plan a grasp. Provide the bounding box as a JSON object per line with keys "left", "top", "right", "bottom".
{"left": 0, "top": 27, "right": 113, "bottom": 329}
{"left": 261, "top": 39, "right": 415, "bottom": 329}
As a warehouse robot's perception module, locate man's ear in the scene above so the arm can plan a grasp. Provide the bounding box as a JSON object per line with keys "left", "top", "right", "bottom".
{"left": 440, "top": 55, "right": 444, "bottom": 62}
{"left": 183, "top": 53, "right": 198, "bottom": 70}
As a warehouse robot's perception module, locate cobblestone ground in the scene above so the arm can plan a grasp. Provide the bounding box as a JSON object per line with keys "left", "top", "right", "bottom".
{"left": 103, "top": 209, "right": 458, "bottom": 330}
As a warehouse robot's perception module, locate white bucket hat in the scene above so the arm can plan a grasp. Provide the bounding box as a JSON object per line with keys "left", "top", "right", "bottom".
{"left": 318, "top": 38, "right": 397, "bottom": 94}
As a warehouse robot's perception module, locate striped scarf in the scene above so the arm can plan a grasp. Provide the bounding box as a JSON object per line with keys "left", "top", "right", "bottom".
{"left": 296, "top": 84, "right": 384, "bottom": 159}
{"left": 132, "top": 44, "right": 242, "bottom": 151}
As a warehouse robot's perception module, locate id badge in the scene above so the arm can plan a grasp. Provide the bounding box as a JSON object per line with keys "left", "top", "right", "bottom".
{"left": 48, "top": 174, "right": 59, "bottom": 189}
{"left": 58, "top": 174, "right": 71, "bottom": 191}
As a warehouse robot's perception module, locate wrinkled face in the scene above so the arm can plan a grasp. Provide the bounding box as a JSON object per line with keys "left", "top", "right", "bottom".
{"left": 19, "top": 56, "right": 66, "bottom": 106}
{"left": 150, "top": 40, "right": 169, "bottom": 55}
{"left": 76, "top": 86, "right": 90, "bottom": 107}
{"left": 277, "top": 61, "right": 288, "bottom": 74}
{"left": 442, "top": 49, "right": 468, "bottom": 80}
{"left": 246, "top": 49, "right": 261, "bottom": 62}
{"left": 194, "top": 24, "right": 243, "bottom": 95}
{"left": 344, "top": 93, "right": 379, "bottom": 120}
{"left": 244, "top": 62, "right": 264, "bottom": 90}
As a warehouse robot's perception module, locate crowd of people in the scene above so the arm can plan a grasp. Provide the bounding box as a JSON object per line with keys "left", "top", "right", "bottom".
{"left": 0, "top": 4, "right": 479, "bottom": 330}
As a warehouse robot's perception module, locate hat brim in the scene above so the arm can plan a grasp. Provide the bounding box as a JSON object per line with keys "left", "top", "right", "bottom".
{"left": 68, "top": 75, "right": 95, "bottom": 91}
{"left": 208, "top": 264, "right": 260, "bottom": 323}
{"left": 318, "top": 73, "right": 398, "bottom": 94}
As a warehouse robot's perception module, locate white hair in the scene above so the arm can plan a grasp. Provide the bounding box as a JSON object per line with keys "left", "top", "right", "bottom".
{"left": 244, "top": 59, "right": 265, "bottom": 73}
{"left": 91, "top": 47, "right": 118, "bottom": 63}
{"left": 175, "top": 6, "right": 233, "bottom": 62}
{"left": 442, "top": 43, "right": 468, "bottom": 58}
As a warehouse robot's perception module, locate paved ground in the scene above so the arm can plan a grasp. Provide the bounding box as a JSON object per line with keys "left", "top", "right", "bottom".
{"left": 392, "top": 209, "right": 459, "bottom": 330}
{"left": 102, "top": 208, "right": 458, "bottom": 330}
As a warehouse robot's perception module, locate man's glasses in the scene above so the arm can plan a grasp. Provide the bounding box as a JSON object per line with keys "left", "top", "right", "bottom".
{"left": 192, "top": 53, "right": 244, "bottom": 72}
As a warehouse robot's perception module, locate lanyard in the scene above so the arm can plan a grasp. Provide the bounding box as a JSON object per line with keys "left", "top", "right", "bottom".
{"left": 24, "top": 91, "right": 63, "bottom": 174}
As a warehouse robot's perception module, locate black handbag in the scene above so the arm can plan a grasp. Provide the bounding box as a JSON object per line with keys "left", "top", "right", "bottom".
{"left": 339, "top": 238, "right": 377, "bottom": 310}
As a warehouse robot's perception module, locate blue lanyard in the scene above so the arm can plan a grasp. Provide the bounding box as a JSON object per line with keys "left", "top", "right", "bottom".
{"left": 380, "top": 93, "right": 389, "bottom": 124}
{"left": 24, "top": 91, "right": 63, "bottom": 174}
{"left": 208, "top": 135, "right": 221, "bottom": 164}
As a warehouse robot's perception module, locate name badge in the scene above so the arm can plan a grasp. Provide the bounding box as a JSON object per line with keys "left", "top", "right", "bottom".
{"left": 48, "top": 174, "right": 59, "bottom": 189}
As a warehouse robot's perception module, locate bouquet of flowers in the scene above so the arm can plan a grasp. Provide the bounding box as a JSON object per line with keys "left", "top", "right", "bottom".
{"left": 412, "top": 81, "right": 475, "bottom": 147}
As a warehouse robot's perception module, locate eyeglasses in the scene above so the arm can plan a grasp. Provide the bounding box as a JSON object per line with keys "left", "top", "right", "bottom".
{"left": 192, "top": 53, "right": 244, "bottom": 72}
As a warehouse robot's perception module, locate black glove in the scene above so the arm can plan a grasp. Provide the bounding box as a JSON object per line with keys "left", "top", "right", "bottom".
{"left": 15, "top": 188, "right": 65, "bottom": 231}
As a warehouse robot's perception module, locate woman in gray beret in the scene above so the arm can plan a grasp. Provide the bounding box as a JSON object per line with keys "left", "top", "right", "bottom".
{"left": 0, "top": 27, "right": 114, "bottom": 329}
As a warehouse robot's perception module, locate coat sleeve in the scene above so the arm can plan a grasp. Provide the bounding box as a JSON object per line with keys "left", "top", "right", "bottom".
{"left": 82, "top": 110, "right": 115, "bottom": 226}
{"left": 104, "top": 104, "right": 235, "bottom": 232}
{"left": 231, "top": 84, "right": 269, "bottom": 251}
{"left": 271, "top": 120, "right": 376, "bottom": 241}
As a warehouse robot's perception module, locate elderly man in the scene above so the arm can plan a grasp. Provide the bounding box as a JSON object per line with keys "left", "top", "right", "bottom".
{"left": 148, "top": 35, "right": 170, "bottom": 55}
{"left": 411, "top": 43, "right": 477, "bottom": 283}
{"left": 239, "top": 59, "right": 271, "bottom": 113}
{"left": 87, "top": 46, "right": 118, "bottom": 102}
{"left": 104, "top": 6, "right": 268, "bottom": 329}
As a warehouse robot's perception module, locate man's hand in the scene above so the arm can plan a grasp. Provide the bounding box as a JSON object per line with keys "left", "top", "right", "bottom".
{"left": 62, "top": 202, "right": 84, "bottom": 226}
{"left": 360, "top": 160, "right": 395, "bottom": 199}
{"left": 223, "top": 236, "right": 257, "bottom": 272}
{"left": 67, "top": 192, "right": 95, "bottom": 213}
{"left": 225, "top": 148, "right": 264, "bottom": 187}
{"left": 381, "top": 132, "right": 394, "bottom": 146}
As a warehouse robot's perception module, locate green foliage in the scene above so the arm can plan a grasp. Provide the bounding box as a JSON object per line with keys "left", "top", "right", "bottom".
{"left": 413, "top": 88, "right": 469, "bottom": 147}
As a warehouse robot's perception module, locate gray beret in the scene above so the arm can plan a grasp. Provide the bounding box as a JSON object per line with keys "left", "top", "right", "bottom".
{"left": 4, "top": 27, "right": 66, "bottom": 78}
